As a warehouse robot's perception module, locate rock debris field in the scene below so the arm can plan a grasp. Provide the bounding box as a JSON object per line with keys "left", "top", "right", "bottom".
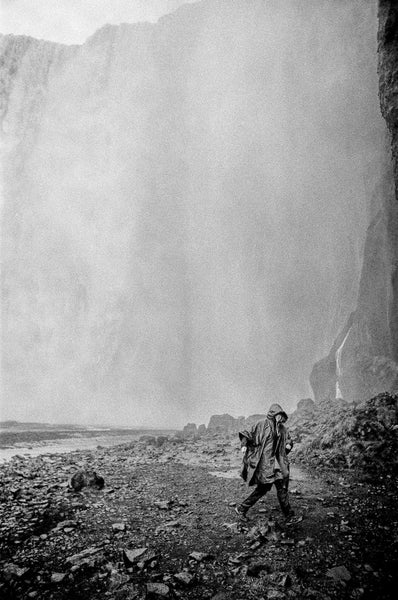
{"left": 0, "top": 434, "right": 397, "bottom": 600}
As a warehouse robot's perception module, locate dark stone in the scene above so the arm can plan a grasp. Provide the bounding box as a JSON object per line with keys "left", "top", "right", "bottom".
{"left": 182, "top": 423, "right": 197, "bottom": 437}
{"left": 197, "top": 424, "right": 207, "bottom": 436}
{"left": 139, "top": 435, "right": 157, "bottom": 445}
{"left": 247, "top": 561, "right": 270, "bottom": 577}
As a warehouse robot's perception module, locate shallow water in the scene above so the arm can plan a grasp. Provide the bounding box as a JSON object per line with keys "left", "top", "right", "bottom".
{"left": 0, "top": 432, "right": 146, "bottom": 463}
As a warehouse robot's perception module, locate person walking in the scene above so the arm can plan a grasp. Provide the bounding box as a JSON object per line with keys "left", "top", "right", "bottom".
{"left": 236, "top": 403, "right": 294, "bottom": 520}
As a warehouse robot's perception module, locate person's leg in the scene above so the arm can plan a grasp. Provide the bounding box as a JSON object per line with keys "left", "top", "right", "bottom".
{"left": 237, "top": 483, "right": 272, "bottom": 516}
{"left": 274, "top": 478, "right": 294, "bottom": 517}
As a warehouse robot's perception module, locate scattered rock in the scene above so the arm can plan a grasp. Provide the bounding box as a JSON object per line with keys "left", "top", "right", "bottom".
{"left": 146, "top": 582, "right": 170, "bottom": 597}
{"left": 247, "top": 561, "right": 270, "bottom": 577}
{"left": 279, "top": 573, "right": 292, "bottom": 587}
{"left": 326, "top": 565, "right": 351, "bottom": 582}
{"left": 54, "top": 519, "right": 77, "bottom": 530}
{"left": 174, "top": 571, "right": 194, "bottom": 585}
{"left": 65, "top": 546, "right": 102, "bottom": 566}
{"left": 189, "top": 551, "right": 213, "bottom": 562}
{"left": 154, "top": 500, "right": 172, "bottom": 510}
{"left": 280, "top": 538, "right": 295, "bottom": 546}
{"left": 123, "top": 547, "right": 148, "bottom": 566}
{"left": 2, "top": 563, "right": 30, "bottom": 580}
{"left": 51, "top": 572, "right": 67, "bottom": 584}
{"left": 267, "top": 589, "right": 285, "bottom": 599}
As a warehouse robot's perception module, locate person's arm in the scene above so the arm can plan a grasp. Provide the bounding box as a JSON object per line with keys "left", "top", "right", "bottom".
{"left": 285, "top": 428, "right": 293, "bottom": 454}
{"left": 238, "top": 429, "right": 252, "bottom": 451}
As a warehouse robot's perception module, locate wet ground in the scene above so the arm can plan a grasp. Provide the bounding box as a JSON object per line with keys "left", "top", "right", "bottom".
{"left": 209, "top": 466, "right": 309, "bottom": 482}
{"left": 0, "top": 428, "right": 175, "bottom": 462}
{"left": 0, "top": 436, "right": 397, "bottom": 599}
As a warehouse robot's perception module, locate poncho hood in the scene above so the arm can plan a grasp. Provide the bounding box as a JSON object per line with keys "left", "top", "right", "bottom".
{"left": 267, "top": 403, "right": 288, "bottom": 421}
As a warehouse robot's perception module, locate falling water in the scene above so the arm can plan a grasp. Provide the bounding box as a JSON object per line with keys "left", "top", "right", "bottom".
{"left": 335, "top": 327, "right": 351, "bottom": 399}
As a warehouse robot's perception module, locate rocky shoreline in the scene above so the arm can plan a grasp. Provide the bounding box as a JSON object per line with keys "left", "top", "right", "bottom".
{"left": 1, "top": 430, "right": 397, "bottom": 600}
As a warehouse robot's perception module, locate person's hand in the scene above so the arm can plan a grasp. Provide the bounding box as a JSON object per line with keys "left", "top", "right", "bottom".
{"left": 241, "top": 446, "right": 247, "bottom": 454}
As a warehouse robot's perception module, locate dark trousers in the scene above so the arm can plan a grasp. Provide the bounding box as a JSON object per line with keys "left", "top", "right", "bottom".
{"left": 240, "top": 478, "right": 292, "bottom": 516}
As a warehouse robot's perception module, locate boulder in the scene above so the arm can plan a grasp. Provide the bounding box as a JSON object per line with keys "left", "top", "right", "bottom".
{"left": 296, "top": 398, "right": 315, "bottom": 414}
{"left": 197, "top": 424, "right": 207, "bottom": 436}
{"left": 207, "top": 414, "right": 244, "bottom": 433}
{"left": 326, "top": 565, "right": 351, "bottom": 582}
{"left": 182, "top": 423, "right": 197, "bottom": 437}
{"left": 139, "top": 435, "right": 157, "bottom": 445}
{"left": 156, "top": 436, "right": 169, "bottom": 447}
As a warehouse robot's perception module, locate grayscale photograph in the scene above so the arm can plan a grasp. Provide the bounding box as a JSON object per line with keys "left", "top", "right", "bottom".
{"left": 0, "top": 0, "right": 397, "bottom": 598}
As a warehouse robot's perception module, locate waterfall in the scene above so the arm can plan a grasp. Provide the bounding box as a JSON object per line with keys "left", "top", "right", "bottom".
{"left": 335, "top": 328, "right": 351, "bottom": 399}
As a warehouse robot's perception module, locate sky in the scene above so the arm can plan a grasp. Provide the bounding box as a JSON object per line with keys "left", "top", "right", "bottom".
{"left": 0, "top": 0, "right": 199, "bottom": 44}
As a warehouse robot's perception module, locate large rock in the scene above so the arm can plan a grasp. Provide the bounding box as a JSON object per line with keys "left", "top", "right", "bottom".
{"left": 197, "top": 424, "right": 206, "bottom": 436}
{"left": 296, "top": 398, "right": 315, "bottom": 414}
{"left": 139, "top": 435, "right": 157, "bottom": 445}
{"left": 182, "top": 423, "right": 197, "bottom": 437}
{"left": 207, "top": 414, "right": 243, "bottom": 433}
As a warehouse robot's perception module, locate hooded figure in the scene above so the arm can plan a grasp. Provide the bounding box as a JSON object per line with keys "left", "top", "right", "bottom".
{"left": 236, "top": 403, "right": 294, "bottom": 520}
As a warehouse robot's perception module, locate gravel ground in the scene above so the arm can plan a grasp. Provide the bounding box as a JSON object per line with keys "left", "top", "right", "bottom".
{"left": 0, "top": 436, "right": 397, "bottom": 599}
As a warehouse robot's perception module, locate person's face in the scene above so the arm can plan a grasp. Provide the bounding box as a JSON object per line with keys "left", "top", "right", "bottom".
{"left": 275, "top": 414, "right": 286, "bottom": 424}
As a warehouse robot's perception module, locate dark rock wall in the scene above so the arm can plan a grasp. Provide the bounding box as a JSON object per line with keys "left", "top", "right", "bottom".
{"left": 310, "top": 2, "right": 398, "bottom": 403}
{"left": 378, "top": 1, "right": 398, "bottom": 361}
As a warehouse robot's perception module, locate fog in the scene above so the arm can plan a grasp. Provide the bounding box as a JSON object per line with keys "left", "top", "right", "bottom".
{"left": 0, "top": 0, "right": 385, "bottom": 427}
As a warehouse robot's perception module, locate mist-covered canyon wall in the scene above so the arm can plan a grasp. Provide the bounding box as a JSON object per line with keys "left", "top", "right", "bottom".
{"left": 311, "top": 0, "right": 398, "bottom": 404}
{"left": 0, "top": 0, "right": 387, "bottom": 425}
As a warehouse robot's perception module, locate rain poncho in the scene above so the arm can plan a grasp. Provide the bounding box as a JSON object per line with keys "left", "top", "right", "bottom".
{"left": 239, "top": 403, "right": 293, "bottom": 486}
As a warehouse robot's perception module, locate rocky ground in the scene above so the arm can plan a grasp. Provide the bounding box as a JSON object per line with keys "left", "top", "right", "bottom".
{"left": 0, "top": 435, "right": 397, "bottom": 600}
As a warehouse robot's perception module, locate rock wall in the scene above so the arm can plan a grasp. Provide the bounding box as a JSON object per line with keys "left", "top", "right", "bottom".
{"left": 310, "top": 2, "right": 398, "bottom": 403}
{"left": 378, "top": 1, "right": 398, "bottom": 359}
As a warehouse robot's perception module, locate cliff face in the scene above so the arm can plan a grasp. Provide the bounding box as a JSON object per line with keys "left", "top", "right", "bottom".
{"left": 310, "top": 0, "right": 398, "bottom": 403}
{"left": 378, "top": 1, "right": 398, "bottom": 360}
{"left": 0, "top": 0, "right": 386, "bottom": 424}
